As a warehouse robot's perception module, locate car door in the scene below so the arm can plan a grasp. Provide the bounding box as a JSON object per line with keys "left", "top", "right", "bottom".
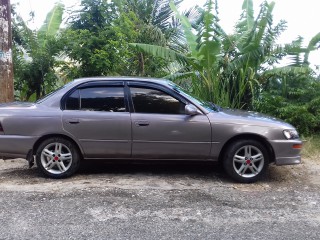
{"left": 128, "top": 83, "right": 212, "bottom": 160}
{"left": 62, "top": 82, "right": 131, "bottom": 159}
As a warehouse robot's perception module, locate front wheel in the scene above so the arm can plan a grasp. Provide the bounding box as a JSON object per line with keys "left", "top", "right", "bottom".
{"left": 36, "top": 137, "right": 81, "bottom": 178}
{"left": 223, "top": 140, "right": 269, "bottom": 183}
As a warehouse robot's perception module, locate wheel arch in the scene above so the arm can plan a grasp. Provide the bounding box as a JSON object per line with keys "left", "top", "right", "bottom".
{"left": 218, "top": 133, "right": 275, "bottom": 163}
{"left": 32, "top": 134, "right": 84, "bottom": 156}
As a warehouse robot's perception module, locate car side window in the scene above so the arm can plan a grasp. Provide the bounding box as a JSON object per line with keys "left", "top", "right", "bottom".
{"left": 130, "top": 87, "right": 185, "bottom": 114}
{"left": 65, "top": 87, "right": 126, "bottom": 112}
{"left": 65, "top": 89, "right": 80, "bottom": 110}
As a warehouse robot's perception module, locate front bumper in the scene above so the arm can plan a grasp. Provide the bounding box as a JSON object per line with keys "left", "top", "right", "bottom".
{"left": 275, "top": 156, "right": 301, "bottom": 165}
{"left": 269, "top": 139, "right": 302, "bottom": 165}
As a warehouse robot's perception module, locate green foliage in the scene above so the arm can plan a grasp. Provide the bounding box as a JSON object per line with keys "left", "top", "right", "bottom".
{"left": 38, "top": 3, "right": 64, "bottom": 38}
{"left": 133, "top": 0, "right": 283, "bottom": 109}
{"left": 61, "top": 0, "right": 182, "bottom": 78}
{"left": 254, "top": 33, "right": 320, "bottom": 135}
{"left": 60, "top": 0, "right": 121, "bottom": 78}
{"left": 255, "top": 72, "right": 320, "bottom": 135}
{"left": 304, "top": 32, "right": 320, "bottom": 64}
{"left": 11, "top": 0, "right": 320, "bottom": 135}
{"left": 256, "top": 95, "right": 319, "bottom": 135}
{"left": 12, "top": 3, "right": 65, "bottom": 100}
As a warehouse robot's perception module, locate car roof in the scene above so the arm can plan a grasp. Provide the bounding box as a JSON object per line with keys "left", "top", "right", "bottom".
{"left": 72, "top": 76, "right": 170, "bottom": 86}
{"left": 38, "top": 76, "right": 172, "bottom": 107}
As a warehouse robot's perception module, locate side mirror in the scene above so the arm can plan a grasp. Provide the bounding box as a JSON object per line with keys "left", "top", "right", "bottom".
{"left": 185, "top": 104, "right": 200, "bottom": 116}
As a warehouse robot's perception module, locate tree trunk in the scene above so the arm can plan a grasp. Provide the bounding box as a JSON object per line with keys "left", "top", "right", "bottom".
{"left": 138, "top": 52, "right": 145, "bottom": 76}
{"left": 0, "top": 0, "right": 14, "bottom": 103}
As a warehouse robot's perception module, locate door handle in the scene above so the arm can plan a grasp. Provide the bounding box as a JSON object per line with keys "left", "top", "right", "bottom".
{"left": 135, "top": 121, "right": 149, "bottom": 127}
{"left": 66, "top": 118, "right": 80, "bottom": 124}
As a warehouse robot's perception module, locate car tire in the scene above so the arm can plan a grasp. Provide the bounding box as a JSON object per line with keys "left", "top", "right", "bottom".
{"left": 36, "top": 137, "right": 81, "bottom": 179}
{"left": 223, "top": 139, "right": 269, "bottom": 183}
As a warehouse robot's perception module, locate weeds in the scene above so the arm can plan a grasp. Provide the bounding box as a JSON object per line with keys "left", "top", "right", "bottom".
{"left": 301, "top": 135, "right": 320, "bottom": 160}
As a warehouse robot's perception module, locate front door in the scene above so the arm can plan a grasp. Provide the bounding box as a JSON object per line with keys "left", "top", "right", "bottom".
{"left": 129, "top": 85, "right": 211, "bottom": 160}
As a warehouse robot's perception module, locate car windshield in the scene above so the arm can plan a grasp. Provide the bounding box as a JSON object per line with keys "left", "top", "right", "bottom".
{"left": 167, "top": 81, "right": 221, "bottom": 112}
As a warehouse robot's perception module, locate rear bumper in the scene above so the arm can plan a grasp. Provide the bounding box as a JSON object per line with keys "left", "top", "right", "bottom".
{"left": 269, "top": 139, "right": 302, "bottom": 165}
{"left": 0, "top": 135, "right": 37, "bottom": 159}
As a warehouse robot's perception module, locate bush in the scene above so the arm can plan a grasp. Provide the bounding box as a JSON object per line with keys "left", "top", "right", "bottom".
{"left": 254, "top": 77, "right": 320, "bottom": 135}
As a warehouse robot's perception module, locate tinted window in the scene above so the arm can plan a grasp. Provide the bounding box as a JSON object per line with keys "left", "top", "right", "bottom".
{"left": 130, "top": 87, "right": 185, "bottom": 114}
{"left": 80, "top": 87, "right": 126, "bottom": 112}
{"left": 64, "top": 87, "right": 125, "bottom": 112}
{"left": 65, "top": 90, "right": 80, "bottom": 110}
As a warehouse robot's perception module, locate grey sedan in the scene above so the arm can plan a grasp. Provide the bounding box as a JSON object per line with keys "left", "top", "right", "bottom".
{"left": 0, "top": 77, "right": 302, "bottom": 182}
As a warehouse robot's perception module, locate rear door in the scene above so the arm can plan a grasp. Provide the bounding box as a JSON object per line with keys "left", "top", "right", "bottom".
{"left": 62, "top": 82, "right": 131, "bottom": 159}
{"left": 128, "top": 83, "right": 212, "bottom": 160}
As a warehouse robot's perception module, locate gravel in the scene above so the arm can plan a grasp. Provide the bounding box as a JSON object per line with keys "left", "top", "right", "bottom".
{"left": 0, "top": 158, "right": 320, "bottom": 239}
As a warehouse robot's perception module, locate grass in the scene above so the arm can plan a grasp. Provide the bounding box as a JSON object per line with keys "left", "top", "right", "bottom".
{"left": 301, "top": 135, "right": 320, "bottom": 160}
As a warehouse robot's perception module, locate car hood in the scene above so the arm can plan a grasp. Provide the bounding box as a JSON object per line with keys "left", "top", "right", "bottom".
{"left": 208, "top": 108, "right": 294, "bottom": 129}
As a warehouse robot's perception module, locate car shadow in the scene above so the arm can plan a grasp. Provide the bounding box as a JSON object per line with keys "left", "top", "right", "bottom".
{"left": 78, "top": 160, "right": 229, "bottom": 182}
{"left": 77, "top": 160, "right": 284, "bottom": 184}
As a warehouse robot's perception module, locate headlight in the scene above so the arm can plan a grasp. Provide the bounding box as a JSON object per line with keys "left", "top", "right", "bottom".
{"left": 283, "top": 129, "right": 299, "bottom": 140}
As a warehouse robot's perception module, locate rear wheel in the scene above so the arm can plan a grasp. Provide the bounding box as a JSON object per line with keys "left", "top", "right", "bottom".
{"left": 36, "top": 137, "right": 81, "bottom": 178}
{"left": 223, "top": 139, "right": 269, "bottom": 183}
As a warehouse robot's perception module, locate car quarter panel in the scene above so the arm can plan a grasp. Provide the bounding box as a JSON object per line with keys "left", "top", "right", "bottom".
{"left": 0, "top": 105, "right": 65, "bottom": 158}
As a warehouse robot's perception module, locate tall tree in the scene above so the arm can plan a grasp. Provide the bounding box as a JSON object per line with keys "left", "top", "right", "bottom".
{"left": 61, "top": 0, "right": 123, "bottom": 78}
{"left": 62, "top": 0, "right": 186, "bottom": 78}
{"left": 120, "top": 0, "right": 184, "bottom": 75}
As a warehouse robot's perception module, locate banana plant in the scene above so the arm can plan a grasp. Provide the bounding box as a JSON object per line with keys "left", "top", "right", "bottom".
{"left": 304, "top": 32, "right": 320, "bottom": 64}
{"left": 38, "top": 3, "right": 64, "bottom": 45}
{"left": 131, "top": 0, "right": 249, "bottom": 108}
{"left": 13, "top": 3, "right": 64, "bottom": 101}
{"left": 132, "top": 0, "right": 317, "bottom": 109}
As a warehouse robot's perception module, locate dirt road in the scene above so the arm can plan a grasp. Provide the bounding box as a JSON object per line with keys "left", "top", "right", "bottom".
{"left": 0, "top": 158, "right": 320, "bottom": 239}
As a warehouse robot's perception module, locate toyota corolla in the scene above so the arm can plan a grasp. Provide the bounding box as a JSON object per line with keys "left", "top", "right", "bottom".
{"left": 0, "top": 77, "right": 302, "bottom": 182}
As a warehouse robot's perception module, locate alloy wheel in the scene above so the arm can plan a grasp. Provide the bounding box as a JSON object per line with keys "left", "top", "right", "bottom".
{"left": 232, "top": 145, "right": 264, "bottom": 178}
{"left": 40, "top": 142, "right": 73, "bottom": 175}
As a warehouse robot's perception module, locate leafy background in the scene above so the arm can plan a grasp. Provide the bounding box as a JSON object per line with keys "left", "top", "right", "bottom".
{"left": 11, "top": 0, "right": 320, "bottom": 135}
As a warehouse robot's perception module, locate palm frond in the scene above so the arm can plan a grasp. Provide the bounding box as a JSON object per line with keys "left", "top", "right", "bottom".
{"left": 304, "top": 32, "right": 320, "bottom": 63}
{"left": 38, "top": 3, "right": 64, "bottom": 37}
{"left": 255, "top": 1, "right": 274, "bottom": 46}
{"left": 196, "top": 0, "right": 221, "bottom": 69}
{"left": 262, "top": 66, "right": 312, "bottom": 78}
{"left": 240, "top": 0, "right": 254, "bottom": 30}
{"left": 130, "top": 43, "right": 190, "bottom": 65}
{"left": 169, "top": 1, "right": 198, "bottom": 57}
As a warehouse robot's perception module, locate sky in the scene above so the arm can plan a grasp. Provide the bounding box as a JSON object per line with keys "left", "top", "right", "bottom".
{"left": 11, "top": 0, "right": 320, "bottom": 67}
